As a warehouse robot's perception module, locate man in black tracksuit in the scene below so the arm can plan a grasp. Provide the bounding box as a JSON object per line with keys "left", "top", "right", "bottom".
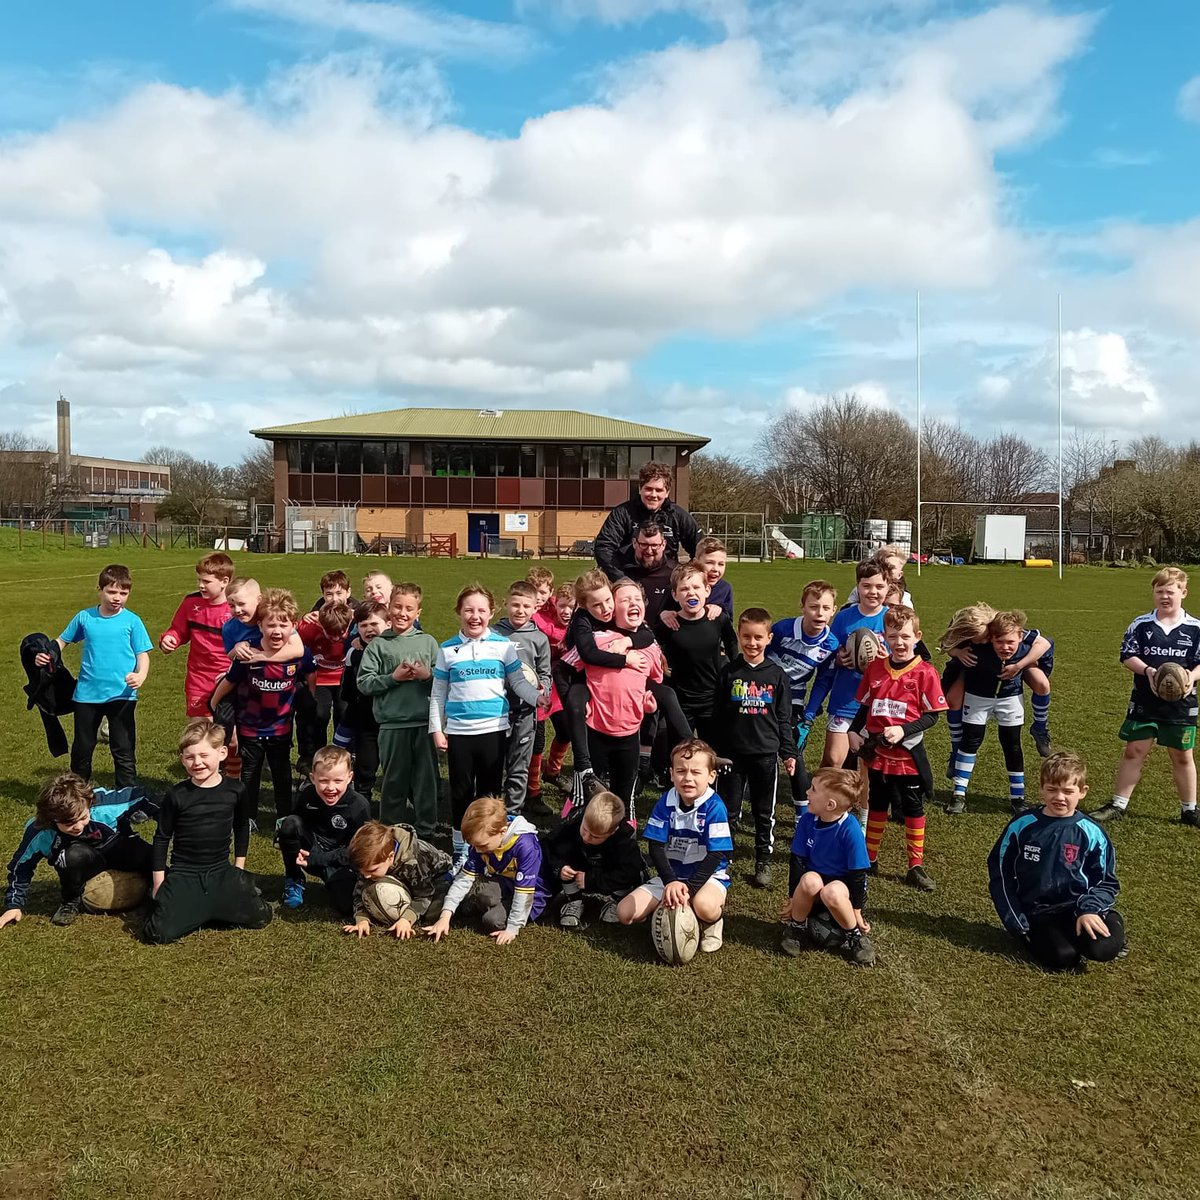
{"left": 594, "top": 462, "right": 700, "bottom": 581}
{"left": 713, "top": 609, "right": 797, "bottom": 889}
{"left": 277, "top": 765, "right": 371, "bottom": 917}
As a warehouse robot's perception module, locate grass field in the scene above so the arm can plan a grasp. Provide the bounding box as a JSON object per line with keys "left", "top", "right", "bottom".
{"left": 1, "top": 547, "right": 1197, "bottom": 1200}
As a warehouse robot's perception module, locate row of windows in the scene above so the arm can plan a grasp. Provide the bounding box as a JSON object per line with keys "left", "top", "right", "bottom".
{"left": 74, "top": 467, "right": 169, "bottom": 494}
{"left": 284, "top": 440, "right": 677, "bottom": 480}
{"left": 287, "top": 473, "right": 634, "bottom": 510}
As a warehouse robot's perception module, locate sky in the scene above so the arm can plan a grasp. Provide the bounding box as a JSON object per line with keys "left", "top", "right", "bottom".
{"left": 0, "top": 0, "right": 1197, "bottom": 465}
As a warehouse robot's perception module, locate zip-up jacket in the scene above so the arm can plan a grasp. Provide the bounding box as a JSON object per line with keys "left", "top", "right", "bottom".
{"left": 493, "top": 617, "right": 552, "bottom": 711}
{"left": 289, "top": 784, "right": 372, "bottom": 869}
{"left": 20, "top": 632, "right": 76, "bottom": 757}
{"left": 594, "top": 497, "right": 699, "bottom": 580}
{"left": 4, "top": 787, "right": 159, "bottom": 911}
{"left": 542, "top": 807, "right": 647, "bottom": 899}
{"left": 988, "top": 809, "right": 1120, "bottom": 937}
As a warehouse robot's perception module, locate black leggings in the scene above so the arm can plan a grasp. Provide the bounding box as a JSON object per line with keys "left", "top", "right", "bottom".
{"left": 57, "top": 835, "right": 152, "bottom": 903}
{"left": 240, "top": 734, "right": 293, "bottom": 819}
{"left": 71, "top": 699, "right": 137, "bottom": 787}
{"left": 725, "top": 753, "right": 780, "bottom": 861}
{"left": 564, "top": 678, "right": 691, "bottom": 772}
{"left": 587, "top": 729, "right": 641, "bottom": 805}
{"left": 960, "top": 721, "right": 1024, "bottom": 773}
{"left": 1026, "top": 910, "right": 1126, "bottom": 972}
{"left": 447, "top": 730, "right": 507, "bottom": 827}
{"left": 297, "top": 684, "right": 346, "bottom": 764}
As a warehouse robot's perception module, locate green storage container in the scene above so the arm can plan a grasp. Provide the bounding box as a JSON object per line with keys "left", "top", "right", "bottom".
{"left": 798, "top": 512, "right": 847, "bottom": 560}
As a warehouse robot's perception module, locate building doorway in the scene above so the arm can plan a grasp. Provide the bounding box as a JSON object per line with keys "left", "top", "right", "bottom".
{"left": 468, "top": 512, "right": 500, "bottom": 554}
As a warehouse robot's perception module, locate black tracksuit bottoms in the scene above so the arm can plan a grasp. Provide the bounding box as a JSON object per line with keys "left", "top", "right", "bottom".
{"left": 143, "top": 863, "right": 272, "bottom": 945}
{"left": 57, "top": 835, "right": 152, "bottom": 903}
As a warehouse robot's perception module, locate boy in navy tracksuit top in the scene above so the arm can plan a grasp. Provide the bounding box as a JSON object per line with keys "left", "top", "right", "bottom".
{"left": 988, "top": 751, "right": 1125, "bottom": 972}
{"left": 1, "top": 774, "right": 158, "bottom": 928}
{"left": 712, "top": 608, "right": 797, "bottom": 889}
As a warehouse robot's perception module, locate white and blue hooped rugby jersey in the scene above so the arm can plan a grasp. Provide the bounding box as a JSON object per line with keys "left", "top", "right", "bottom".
{"left": 767, "top": 618, "right": 839, "bottom": 709}
{"left": 643, "top": 787, "right": 733, "bottom": 886}
{"left": 1120, "top": 610, "right": 1200, "bottom": 725}
{"left": 431, "top": 631, "right": 524, "bottom": 735}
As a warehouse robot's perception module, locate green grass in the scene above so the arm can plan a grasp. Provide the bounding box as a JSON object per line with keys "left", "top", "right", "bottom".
{"left": 1, "top": 549, "right": 1198, "bottom": 1199}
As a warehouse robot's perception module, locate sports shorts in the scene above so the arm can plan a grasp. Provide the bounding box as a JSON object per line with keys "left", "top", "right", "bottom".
{"left": 962, "top": 692, "right": 1024, "bottom": 728}
{"left": 826, "top": 714, "right": 854, "bottom": 734}
{"left": 640, "top": 872, "right": 731, "bottom": 901}
{"left": 1118, "top": 719, "right": 1197, "bottom": 751}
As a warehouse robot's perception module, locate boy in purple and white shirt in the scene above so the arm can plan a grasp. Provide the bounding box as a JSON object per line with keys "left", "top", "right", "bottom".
{"left": 426, "top": 797, "right": 549, "bottom": 945}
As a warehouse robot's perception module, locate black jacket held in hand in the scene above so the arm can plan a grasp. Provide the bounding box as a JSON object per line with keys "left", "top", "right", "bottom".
{"left": 20, "top": 632, "right": 76, "bottom": 758}
{"left": 542, "top": 806, "right": 648, "bottom": 899}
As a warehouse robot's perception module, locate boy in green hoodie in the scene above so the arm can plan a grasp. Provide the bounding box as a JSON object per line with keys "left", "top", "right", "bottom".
{"left": 357, "top": 583, "right": 440, "bottom": 837}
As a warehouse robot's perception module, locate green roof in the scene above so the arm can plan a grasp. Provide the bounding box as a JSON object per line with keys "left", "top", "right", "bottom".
{"left": 251, "top": 407, "right": 709, "bottom": 447}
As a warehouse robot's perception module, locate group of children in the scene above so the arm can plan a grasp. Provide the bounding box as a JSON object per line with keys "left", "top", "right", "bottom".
{"left": 12, "top": 548, "right": 1197, "bottom": 974}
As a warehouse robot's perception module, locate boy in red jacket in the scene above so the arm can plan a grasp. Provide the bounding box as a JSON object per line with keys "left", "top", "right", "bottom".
{"left": 159, "top": 552, "right": 235, "bottom": 717}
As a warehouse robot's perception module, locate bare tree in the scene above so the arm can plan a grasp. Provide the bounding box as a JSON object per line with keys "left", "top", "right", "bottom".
{"left": 232, "top": 444, "right": 275, "bottom": 504}
{"left": 0, "top": 431, "right": 58, "bottom": 518}
{"left": 919, "top": 419, "right": 980, "bottom": 546}
{"left": 147, "top": 447, "right": 234, "bottom": 526}
{"left": 688, "top": 452, "right": 765, "bottom": 514}
{"left": 979, "top": 433, "right": 1052, "bottom": 503}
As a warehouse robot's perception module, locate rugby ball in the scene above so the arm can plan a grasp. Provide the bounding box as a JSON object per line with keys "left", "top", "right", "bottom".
{"left": 650, "top": 903, "right": 700, "bottom": 966}
{"left": 1152, "top": 661, "right": 1192, "bottom": 703}
{"left": 845, "top": 628, "right": 882, "bottom": 673}
{"left": 807, "top": 910, "right": 848, "bottom": 951}
{"left": 361, "top": 878, "right": 413, "bottom": 926}
{"left": 81, "top": 869, "right": 149, "bottom": 913}
{"left": 520, "top": 663, "right": 540, "bottom": 690}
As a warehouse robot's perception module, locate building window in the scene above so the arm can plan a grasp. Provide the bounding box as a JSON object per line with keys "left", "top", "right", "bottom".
{"left": 286, "top": 441, "right": 300, "bottom": 471}
{"left": 362, "top": 441, "right": 385, "bottom": 475}
{"left": 520, "top": 444, "right": 539, "bottom": 477}
{"left": 472, "top": 444, "right": 496, "bottom": 477}
{"left": 337, "top": 441, "right": 361, "bottom": 474}
{"left": 495, "top": 444, "right": 519, "bottom": 476}
{"left": 555, "top": 445, "right": 582, "bottom": 477}
{"left": 385, "top": 441, "right": 408, "bottom": 474}
{"left": 312, "top": 441, "right": 336, "bottom": 473}
{"left": 629, "top": 445, "right": 652, "bottom": 476}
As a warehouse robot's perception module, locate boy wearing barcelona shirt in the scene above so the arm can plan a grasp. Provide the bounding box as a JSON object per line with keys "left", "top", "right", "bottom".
{"left": 210, "top": 589, "right": 315, "bottom": 819}
{"left": 848, "top": 605, "right": 946, "bottom": 892}
{"left": 159, "top": 553, "right": 235, "bottom": 717}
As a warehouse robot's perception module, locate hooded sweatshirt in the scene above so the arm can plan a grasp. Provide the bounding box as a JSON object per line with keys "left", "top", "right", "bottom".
{"left": 442, "top": 815, "right": 549, "bottom": 935}
{"left": 351, "top": 824, "right": 452, "bottom": 926}
{"left": 493, "top": 616, "right": 551, "bottom": 712}
{"left": 357, "top": 627, "right": 440, "bottom": 728}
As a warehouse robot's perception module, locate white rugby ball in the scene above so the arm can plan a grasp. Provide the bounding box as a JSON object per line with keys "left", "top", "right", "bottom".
{"left": 361, "top": 878, "right": 412, "bottom": 926}
{"left": 651, "top": 903, "right": 700, "bottom": 966}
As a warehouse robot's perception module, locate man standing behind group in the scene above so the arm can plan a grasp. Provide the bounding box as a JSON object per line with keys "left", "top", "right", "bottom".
{"left": 620, "top": 523, "right": 676, "bottom": 627}
{"left": 594, "top": 461, "right": 700, "bottom": 584}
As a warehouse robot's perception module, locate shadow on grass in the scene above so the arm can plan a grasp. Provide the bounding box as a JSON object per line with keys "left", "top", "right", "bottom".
{"left": 0, "top": 777, "right": 46, "bottom": 809}
{"left": 870, "top": 906, "right": 1016, "bottom": 957}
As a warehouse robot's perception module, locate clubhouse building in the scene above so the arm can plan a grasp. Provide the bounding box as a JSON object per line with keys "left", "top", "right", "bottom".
{"left": 251, "top": 407, "right": 709, "bottom": 555}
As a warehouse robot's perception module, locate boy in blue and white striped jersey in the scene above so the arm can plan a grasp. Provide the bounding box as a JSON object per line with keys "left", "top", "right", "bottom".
{"left": 430, "top": 584, "right": 541, "bottom": 865}
{"left": 617, "top": 738, "right": 733, "bottom": 952}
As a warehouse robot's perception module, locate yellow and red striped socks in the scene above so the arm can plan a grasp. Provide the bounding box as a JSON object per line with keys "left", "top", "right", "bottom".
{"left": 865, "top": 809, "right": 888, "bottom": 863}
{"left": 905, "top": 815, "right": 926, "bottom": 867}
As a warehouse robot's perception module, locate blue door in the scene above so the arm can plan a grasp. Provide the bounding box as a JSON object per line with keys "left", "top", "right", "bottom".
{"left": 468, "top": 512, "right": 500, "bottom": 554}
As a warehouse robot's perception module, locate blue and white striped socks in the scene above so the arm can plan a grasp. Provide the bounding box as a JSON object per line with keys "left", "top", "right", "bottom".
{"left": 1009, "top": 772, "right": 1025, "bottom": 805}
{"left": 1030, "top": 693, "right": 1050, "bottom": 730}
{"left": 952, "top": 751, "right": 977, "bottom": 797}
{"left": 947, "top": 708, "right": 963, "bottom": 773}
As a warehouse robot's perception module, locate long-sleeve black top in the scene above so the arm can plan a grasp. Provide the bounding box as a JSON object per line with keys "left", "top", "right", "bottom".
{"left": 152, "top": 778, "right": 251, "bottom": 871}
{"left": 654, "top": 612, "right": 738, "bottom": 715}
{"left": 712, "top": 657, "right": 797, "bottom": 760}
{"left": 542, "top": 808, "right": 648, "bottom": 898}
{"left": 289, "top": 784, "right": 371, "bottom": 869}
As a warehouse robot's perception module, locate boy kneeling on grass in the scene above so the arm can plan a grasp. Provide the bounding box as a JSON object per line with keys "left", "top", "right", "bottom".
{"left": 617, "top": 738, "right": 732, "bottom": 953}
{"left": 343, "top": 820, "right": 452, "bottom": 940}
{"left": 425, "top": 797, "right": 549, "bottom": 946}
{"left": 989, "top": 750, "right": 1125, "bottom": 973}
{"left": 780, "top": 767, "right": 875, "bottom": 966}
{"left": 143, "top": 719, "right": 272, "bottom": 945}
{"left": 2, "top": 774, "right": 158, "bottom": 929}
{"left": 542, "top": 790, "right": 648, "bottom": 929}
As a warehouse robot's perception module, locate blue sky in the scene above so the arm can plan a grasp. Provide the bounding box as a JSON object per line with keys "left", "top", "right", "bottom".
{"left": 0, "top": 0, "right": 1197, "bottom": 463}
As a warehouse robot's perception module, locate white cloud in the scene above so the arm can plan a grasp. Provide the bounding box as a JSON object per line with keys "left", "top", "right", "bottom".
{"left": 0, "top": 7, "right": 1103, "bottom": 461}
{"left": 518, "top": 0, "right": 749, "bottom": 32}
{"left": 225, "top": 0, "right": 537, "bottom": 61}
{"left": 1178, "top": 75, "right": 1200, "bottom": 123}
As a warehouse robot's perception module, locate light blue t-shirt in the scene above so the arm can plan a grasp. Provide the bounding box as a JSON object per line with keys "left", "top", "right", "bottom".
{"left": 59, "top": 607, "right": 153, "bottom": 704}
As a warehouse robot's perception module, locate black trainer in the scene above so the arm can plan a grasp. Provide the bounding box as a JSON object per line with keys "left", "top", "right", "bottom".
{"left": 945, "top": 796, "right": 966, "bottom": 815}
{"left": 1031, "top": 724, "right": 1052, "bottom": 757}
{"left": 52, "top": 899, "right": 82, "bottom": 927}
{"left": 558, "top": 897, "right": 584, "bottom": 928}
{"left": 842, "top": 927, "right": 877, "bottom": 966}
{"left": 1180, "top": 808, "right": 1200, "bottom": 828}
{"left": 1090, "top": 802, "right": 1126, "bottom": 823}
{"left": 752, "top": 861, "right": 772, "bottom": 889}
{"left": 780, "top": 920, "right": 809, "bottom": 957}
{"left": 905, "top": 865, "right": 936, "bottom": 892}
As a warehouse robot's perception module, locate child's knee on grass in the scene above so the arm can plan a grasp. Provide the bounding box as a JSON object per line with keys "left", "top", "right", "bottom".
{"left": 1165, "top": 745, "right": 1194, "bottom": 766}
{"left": 691, "top": 881, "right": 727, "bottom": 924}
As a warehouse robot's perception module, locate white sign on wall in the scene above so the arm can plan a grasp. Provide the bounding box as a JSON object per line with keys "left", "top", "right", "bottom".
{"left": 504, "top": 513, "right": 529, "bottom": 532}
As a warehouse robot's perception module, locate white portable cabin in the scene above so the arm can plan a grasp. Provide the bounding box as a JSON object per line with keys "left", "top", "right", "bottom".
{"left": 973, "top": 515, "right": 1027, "bottom": 562}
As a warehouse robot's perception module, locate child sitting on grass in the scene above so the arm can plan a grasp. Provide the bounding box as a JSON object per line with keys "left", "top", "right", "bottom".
{"left": 617, "top": 739, "right": 732, "bottom": 953}
{"left": 780, "top": 767, "right": 874, "bottom": 966}
{"left": 342, "top": 820, "right": 452, "bottom": 940}
{"left": 143, "top": 719, "right": 272, "bottom": 945}
{"left": 425, "top": 796, "right": 549, "bottom": 946}
{"left": 277, "top": 745, "right": 371, "bottom": 914}
{"left": 989, "top": 751, "right": 1125, "bottom": 972}
{"left": 1, "top": 774, "right": 158, "bottom": 929}
{"left": 543, "top": 790, "right": 647, "bottom": 928}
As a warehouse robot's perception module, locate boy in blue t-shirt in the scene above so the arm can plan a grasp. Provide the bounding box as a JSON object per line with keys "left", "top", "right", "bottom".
{"left": 616, "top": 738, "right": 733, "bottom": 953}
{"left": 36, "top": 564, "right": 152, "bottom": 787}
{"left": 781, "top": 766, "right": 875, "bottom": 966}
{"left": 806, "top": 560, "right": 888, "bottom": 771}
{"left": 767, "top": 579, "right": 840, "bottom": 814}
